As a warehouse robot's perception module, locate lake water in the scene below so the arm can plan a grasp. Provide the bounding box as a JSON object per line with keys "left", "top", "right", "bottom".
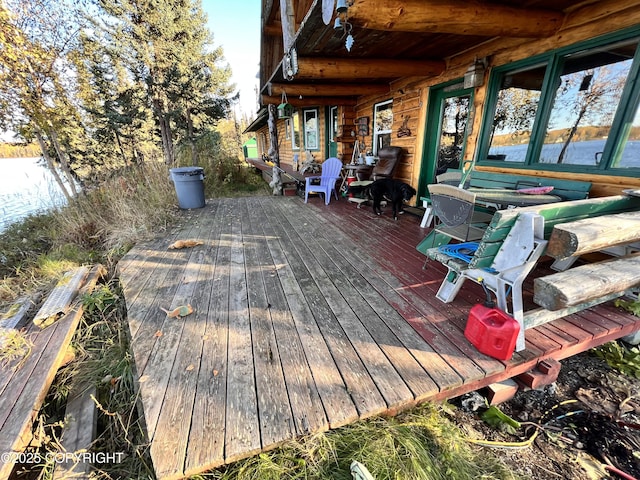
{"left": 489, "top": 139, "right": 640, "bottom": 167}
{"left": 0, "top": 157, "right": 69, "bottom": 233}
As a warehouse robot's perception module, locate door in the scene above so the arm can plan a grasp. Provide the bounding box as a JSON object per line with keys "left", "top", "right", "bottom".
{"left": 327, "top": 106, "right": 338, "bottom": 158}
{"left": 418, "top": 82, "right": 473, "bottom": 199}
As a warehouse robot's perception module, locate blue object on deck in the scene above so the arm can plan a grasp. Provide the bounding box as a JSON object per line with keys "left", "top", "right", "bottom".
{"left": 170, "top": 167, "right": 205, "bottom": 209}
{"left": 437, "top": 242, "right": 479, "bottom": 263}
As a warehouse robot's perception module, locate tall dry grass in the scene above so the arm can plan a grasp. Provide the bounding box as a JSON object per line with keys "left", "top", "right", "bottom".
{"left": 51, "top": 161, "right": 177, "bottom": 254}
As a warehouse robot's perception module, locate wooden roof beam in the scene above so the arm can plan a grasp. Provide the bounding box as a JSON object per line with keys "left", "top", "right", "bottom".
{"left": 261, "top": 95, "right": 358, "bottom": 106}
{"left": 348, "top": 0, "right": 565, "bottom": 38}
{"left": 269, "top": 82, "right": 389, "bottom": 96}
{"left": 295, "top": 57, "right": 445, "bottom": 79}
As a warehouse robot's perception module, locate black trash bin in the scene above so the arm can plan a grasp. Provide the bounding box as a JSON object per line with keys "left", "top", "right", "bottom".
{"left": 170, "top": 167, "right": 205, "bottom": 209}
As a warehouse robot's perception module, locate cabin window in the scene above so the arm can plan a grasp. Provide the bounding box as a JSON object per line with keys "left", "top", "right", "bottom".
{"left": 481, "top": 34, "right": 640, "bottom": 174}
{"left": 291, "top": 112, "right": 301, "bottom": 150}
{"left": 487, "top": 63, "right": 546, "bottom": 163}
{"left": 539, "top": 43, "right": 635, "bottom": 167}
{"left": 303, "top": 108, "right": 319, "bottom": 150}
{"left": 373, "top": 100, "right": 393, "bottom": 154}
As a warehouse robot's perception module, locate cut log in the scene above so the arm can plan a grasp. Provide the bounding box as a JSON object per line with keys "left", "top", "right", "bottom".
{"left": 546, "top": 211, "right": 640, "bottom": 259}
{"left": 295, "top": 58, "right": 445, "bottom": 79}
{"left": 349, "top": 0, "right": 564, "bottom": 37}
{"left": 268, "top": 82, "right": 390, "bottom": 97}
{"left": 533, "top": 256, "right": 640, "bottom": 310}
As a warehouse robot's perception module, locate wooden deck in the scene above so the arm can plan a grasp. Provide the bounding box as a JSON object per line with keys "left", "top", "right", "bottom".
{"left": 117, "top": 194, "right": 640, "bottom": 480}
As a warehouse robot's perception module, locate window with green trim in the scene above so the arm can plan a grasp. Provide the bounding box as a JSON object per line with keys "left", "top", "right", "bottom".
{"left": 481, "top": 33, "right": 640, "bottom": 173}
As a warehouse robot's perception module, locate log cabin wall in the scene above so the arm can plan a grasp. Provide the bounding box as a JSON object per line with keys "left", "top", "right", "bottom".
{"left": 254, "top": 107, "right": 329, "bottom": 170}
{"left": 352, "top": 90, "right": 421, "bottom": 186}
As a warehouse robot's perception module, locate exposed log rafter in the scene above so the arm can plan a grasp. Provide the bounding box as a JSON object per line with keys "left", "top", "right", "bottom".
{"left": 348, "top": 0, "right": 565, "bottom": 38}
{"left": 269, "top": 82, "right": 389, "bottom": 97}
{"left": 295, "top": 57, "right": 445, "bottom": 79}
{"left": 261, "top": 95, "right": 358, "bottom": 106}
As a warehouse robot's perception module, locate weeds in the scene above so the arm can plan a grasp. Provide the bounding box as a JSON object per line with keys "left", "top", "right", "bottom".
{"left": 0, "top": 328, "right": 33, "bottom": 369}
{"left": 593, "top": 341, "right": 640, "bottom": 379}
{"left": 204, "top": 403, "right": 518, "bottom": 480}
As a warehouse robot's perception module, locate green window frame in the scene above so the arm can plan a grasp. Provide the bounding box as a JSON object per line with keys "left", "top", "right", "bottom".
{"left": 478, "top": 27, "right": 640, "bottom": 176}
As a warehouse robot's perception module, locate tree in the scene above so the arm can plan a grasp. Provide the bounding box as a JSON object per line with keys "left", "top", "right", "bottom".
{"left": 549, "top": 67, "right": 626, "bottom": 164}
{"left": 0, "top": 0, "right": 85, "bottom": 200}
{"left": 95, "top": 0, "right": 234, "bottom": 166}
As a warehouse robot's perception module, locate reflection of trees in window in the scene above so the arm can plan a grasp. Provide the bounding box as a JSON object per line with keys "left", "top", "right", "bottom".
{"left": 544, "top": 54, "right": 630, "bottom": 164}
{"left": 291, "top": 113, "right": 301, "bottom": 149}
{"left": 488, "top": 64, "right": 545, "bottom": 162}
{"left": 438, "top": 96, "right": 470, "bottom": 172}
{"left": 373, "top": 100, "right": 393, "bottom": 153}
{"left": 303, "top": 109, "right": 318, "bottom": 150}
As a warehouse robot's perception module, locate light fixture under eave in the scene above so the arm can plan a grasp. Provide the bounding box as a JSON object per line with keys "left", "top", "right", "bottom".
{"left": 464, "top": 57, "right": 487, "bottom": 89}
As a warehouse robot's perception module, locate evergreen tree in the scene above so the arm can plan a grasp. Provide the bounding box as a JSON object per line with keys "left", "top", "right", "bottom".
{"left": 95, "top": 0, "right": 234, "bottom": 165}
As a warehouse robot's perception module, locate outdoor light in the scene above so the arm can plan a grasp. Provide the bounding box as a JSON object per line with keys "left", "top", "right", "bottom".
{"left": 464, "top": 57, "right": 487, "bottom": 89}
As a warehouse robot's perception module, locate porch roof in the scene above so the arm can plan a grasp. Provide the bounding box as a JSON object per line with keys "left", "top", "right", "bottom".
{"left": 258, "top": 0, "right": 581, "bottom": 105}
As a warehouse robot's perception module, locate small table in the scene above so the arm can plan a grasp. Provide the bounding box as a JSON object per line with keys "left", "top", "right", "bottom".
{"left": 339, "top": 164, "right": 374, "bottom": 193}
{"left": 469, "top": 188, "right": 562, "bottom": 209}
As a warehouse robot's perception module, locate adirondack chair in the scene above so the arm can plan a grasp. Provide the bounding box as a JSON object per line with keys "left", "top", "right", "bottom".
{"left": 304, "top": 157, "right": 342, "bottom": 205}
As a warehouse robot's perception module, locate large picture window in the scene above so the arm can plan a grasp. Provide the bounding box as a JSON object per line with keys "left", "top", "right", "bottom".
{"left": 481, "top": 34, "right": 640, "bottom": 173}
{"left": 373, "top": 100, "right": 393, "bottom": 154}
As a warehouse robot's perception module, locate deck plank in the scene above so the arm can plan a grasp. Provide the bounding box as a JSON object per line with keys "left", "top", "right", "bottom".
{"left": 150, "top": 207, "right": 222, "bottom": 479}
{"left": 245, "top": 198, "right": 329, "bottom": 438}
{"left": 184, "top": 201, "right": 231, "bottom": 475}
{"left": 276, "top": 199, "right": 415, "bottom": 412}
{"left": 224, "top": 201, "right": 262, "bottom": 463}
{"left": 255, "top": 199, "right": 360, "bottom": 427}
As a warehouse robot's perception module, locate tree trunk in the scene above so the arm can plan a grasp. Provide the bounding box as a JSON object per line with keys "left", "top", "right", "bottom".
{"left": 267, "top": 104, "right": 282, "bottom": 195}
{"left": 34, "top": 129, "right": 73, "bottom": 202}
{"left": 186, "top": 107, "right": 197, "bottom": 166}
{"left": 557, "top": 104, "right": 587, "bottom": 164}
{"left": 47, "top": 126, "right": 79, "bottom": 197}
{"left": 154, "top": 98, "right": 175, "bottom": 165}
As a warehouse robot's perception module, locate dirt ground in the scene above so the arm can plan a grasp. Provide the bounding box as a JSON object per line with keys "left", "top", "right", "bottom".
{"left": 449, "top": 351, "right": 640, "bottom": 480}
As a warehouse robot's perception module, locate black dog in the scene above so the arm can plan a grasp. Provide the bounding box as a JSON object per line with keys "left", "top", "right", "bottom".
{"left": 369, "top": 178, "right": 416, "bottom": 220}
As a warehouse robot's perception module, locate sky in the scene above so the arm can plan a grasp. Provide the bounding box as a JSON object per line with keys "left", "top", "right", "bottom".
{"left": 201, "top": 0, "right": 262, "bottom": 118}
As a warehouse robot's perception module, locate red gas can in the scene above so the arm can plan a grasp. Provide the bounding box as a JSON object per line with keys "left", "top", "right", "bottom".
{"left": 464, "top": 303, "right": 520, "bottom": 360}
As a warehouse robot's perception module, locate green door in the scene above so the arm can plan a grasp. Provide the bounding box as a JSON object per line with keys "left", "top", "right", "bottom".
{"left": 327, "top": 106, "right": 338, "bottom": 158}
{"left": 418, "top": 82, "right": 474, "bottom": 199}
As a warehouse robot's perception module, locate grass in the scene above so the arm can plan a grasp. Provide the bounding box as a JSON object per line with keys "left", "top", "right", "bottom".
{"left": 200, "top": 404, "right": 520, "bottom": 480}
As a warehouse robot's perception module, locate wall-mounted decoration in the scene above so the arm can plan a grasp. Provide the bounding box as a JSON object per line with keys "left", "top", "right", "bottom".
{"left": 397, "top": 116, "right": 411, "bottom": 137}
{"left": 356, "top": 116, "right": 369, "bottom": 136}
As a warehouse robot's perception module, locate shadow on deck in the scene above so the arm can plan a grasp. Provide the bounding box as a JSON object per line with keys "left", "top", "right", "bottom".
{"left": 117, "top": 194, "right": 640, "bottom": 480}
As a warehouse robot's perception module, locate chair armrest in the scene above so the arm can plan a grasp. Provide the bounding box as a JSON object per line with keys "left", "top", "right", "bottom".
{"left": 305, "top": 176, "right": 321, "bottom": 185}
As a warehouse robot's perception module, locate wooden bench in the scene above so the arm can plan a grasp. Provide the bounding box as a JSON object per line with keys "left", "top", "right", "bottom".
{"left": 419, "top": 170, "right": 592, "bottom": 228}
{"left": 417, "top": 195, "right": 640, "bottom": 352}
{"left": 524, "top": 210, "right": 640, "bottom": 334}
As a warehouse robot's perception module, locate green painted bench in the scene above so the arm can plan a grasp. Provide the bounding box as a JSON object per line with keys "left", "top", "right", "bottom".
{"left": 417, "top": 194, "right": 640, "bottom": 352}
{"left": 467, "top": 171, "right": 592, "bottom": 201}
